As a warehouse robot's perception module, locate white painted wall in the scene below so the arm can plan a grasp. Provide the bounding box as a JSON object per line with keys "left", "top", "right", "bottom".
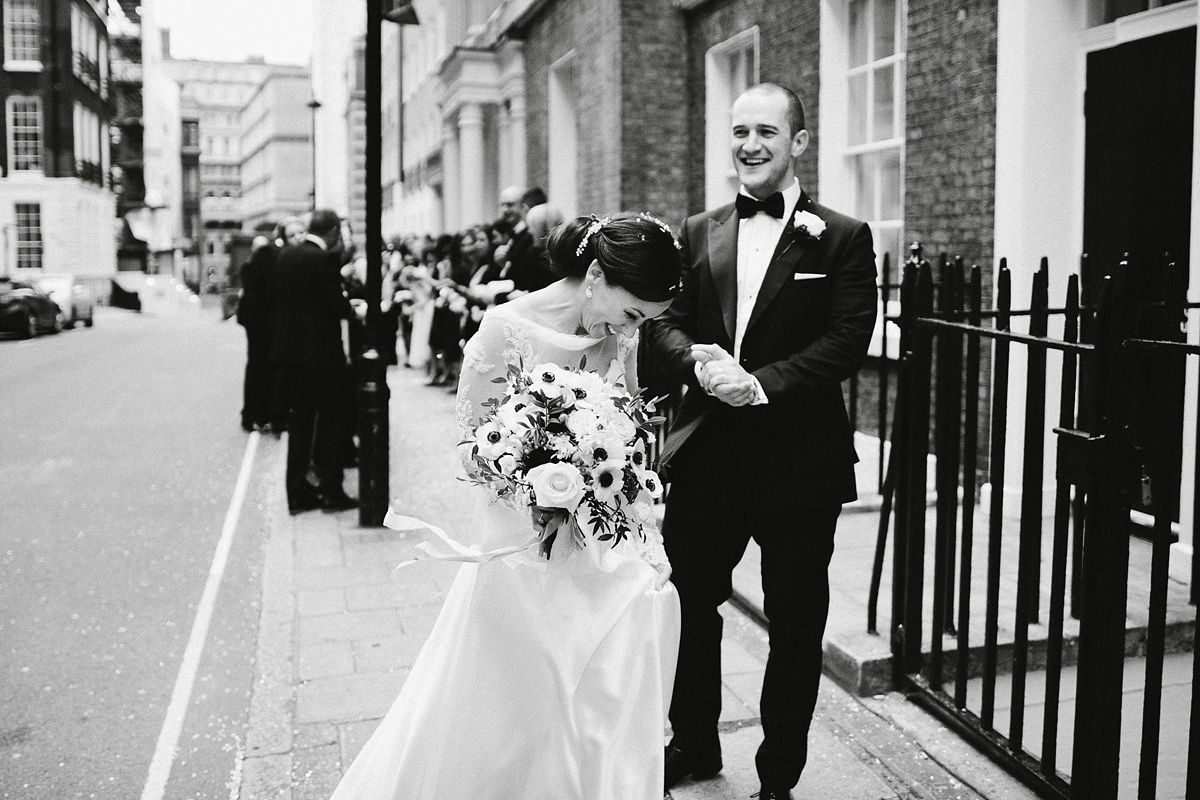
{"left": 0, "top": 179, "right": 116, "bottom": 276}
{"left": 994, "top": 0, "right": 1089, "bottom": 518}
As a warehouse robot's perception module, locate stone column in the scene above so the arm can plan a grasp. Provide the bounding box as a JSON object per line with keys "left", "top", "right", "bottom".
{"left": 457, "top": 102, "right": 485, "bottom": 226}
{"left": 441, "top": 117, "right": 460, "bottom": 233}
{"left": 508, "top": 94, "right": 527, "bottom": 191}
{"left": 497, "top": 102, "right": 512, "bottom": 191}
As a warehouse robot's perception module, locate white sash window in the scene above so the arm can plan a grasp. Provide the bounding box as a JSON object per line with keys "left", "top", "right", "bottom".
{"left": 6, "top": 95, "right": 43, "bottom": 173}
{"left": 704, "top": 27, "right": 760, "bottom": 210}
{"left": 3, "top": 0, "right": 41, "bottom": 70}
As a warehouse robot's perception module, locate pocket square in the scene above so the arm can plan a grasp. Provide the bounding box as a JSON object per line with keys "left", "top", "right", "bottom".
{"left": 792, "top": 272, "right": 826, "bottom": 281}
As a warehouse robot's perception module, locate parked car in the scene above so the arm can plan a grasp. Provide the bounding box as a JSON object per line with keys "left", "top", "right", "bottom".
{"left": 0, "top": 276, "right": 62, "bottom": 338}
{"left": 32, "top": 274, "right": 95, "bottom": 329}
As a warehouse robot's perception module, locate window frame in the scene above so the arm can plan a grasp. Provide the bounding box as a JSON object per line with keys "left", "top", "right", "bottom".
{"left": 704, "top": 26, "right": 760, "bottom": 210}
{"left": 6, "top": 95, "right": 44, "bottom": 174}
{"left": 3, "top": 0, "right": 43, "bottom": 71}
{"left": 14, "top": 202, "right": 43, "bottom": 270}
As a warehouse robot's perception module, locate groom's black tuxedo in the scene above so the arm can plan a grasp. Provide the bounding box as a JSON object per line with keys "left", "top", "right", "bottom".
{"left": 651, "top": 191, "right": 876, "bottom": 501}
{"left": 646, "top": 190, "right": 876, "bottom": 790}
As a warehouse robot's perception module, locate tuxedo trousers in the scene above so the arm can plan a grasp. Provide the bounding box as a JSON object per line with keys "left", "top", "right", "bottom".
{"left": 282, "top": 363, "right": 347, "bottom": 504}
{"left": 663, "top": 470, "right": 839, "bottom": 790}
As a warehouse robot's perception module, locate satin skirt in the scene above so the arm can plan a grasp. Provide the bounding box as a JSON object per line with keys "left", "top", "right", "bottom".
{"left": 329, "top": 535, "right": 680, "bottom": 800}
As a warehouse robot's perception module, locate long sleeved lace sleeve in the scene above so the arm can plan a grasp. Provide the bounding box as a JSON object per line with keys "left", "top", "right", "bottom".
{"left": 456, "top": 310, "right": 523, "bottom": 437}
{"left": 618, "top": 331, "right": 671, "bottom": 571}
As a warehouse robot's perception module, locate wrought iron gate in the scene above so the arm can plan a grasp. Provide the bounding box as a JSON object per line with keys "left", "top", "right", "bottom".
{"left": 888, "top": 256, "right": 1198, "bottom": 799}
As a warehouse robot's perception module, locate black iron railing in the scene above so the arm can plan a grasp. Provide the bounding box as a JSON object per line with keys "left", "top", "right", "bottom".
{"left": 883, "top": 254, "right": 1198, "bottom": 799}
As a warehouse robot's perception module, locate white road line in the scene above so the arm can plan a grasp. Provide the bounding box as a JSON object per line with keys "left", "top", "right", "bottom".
{"left": 140, "top": 432, "right": 261, "bottom": 800}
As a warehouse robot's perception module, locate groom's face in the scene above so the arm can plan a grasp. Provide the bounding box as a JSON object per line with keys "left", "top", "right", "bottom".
{"left": 730, "top": 89, "right": 808, "bottom": 198}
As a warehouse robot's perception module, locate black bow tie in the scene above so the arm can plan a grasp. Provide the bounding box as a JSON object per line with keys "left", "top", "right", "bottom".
{"left": 735, "top": 192, "right": 785, "bottom": 219}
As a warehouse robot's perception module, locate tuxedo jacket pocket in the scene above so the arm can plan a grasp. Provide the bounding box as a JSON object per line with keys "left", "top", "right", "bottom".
{"left": 792, "top": 272, "right": 827, "bottom": 281}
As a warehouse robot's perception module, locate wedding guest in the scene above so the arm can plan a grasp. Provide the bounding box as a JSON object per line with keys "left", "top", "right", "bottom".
{"left": 648, "top": 83, "right": 877, "bottom": 800}
{"left": 270, "top": 209, "right": 361, "bottom": 515}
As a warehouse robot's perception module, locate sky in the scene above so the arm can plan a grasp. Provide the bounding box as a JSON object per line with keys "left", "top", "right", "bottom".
{"left": 151, "top": 0, "right": 312, "bottom": 65}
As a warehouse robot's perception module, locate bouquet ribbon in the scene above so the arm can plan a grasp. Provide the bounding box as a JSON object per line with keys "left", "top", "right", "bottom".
{"left": 384, "top": 508, "right": 542, "bottom": 572}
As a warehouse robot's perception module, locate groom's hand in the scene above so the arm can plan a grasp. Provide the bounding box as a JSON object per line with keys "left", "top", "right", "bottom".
{"left": 690, "top": 345, "right": 756, "bottom": 406}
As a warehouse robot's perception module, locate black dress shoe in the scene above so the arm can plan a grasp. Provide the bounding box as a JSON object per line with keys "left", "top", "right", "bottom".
{"left": 320, "top": 491, "right": 359, "bottom": 512}
{"left": 288, "top": 495, "right": 322, "bottom": 515}
{"left": 752, "top": 788, "right": 794, "bottom": 800}
{"left": 664, "top": 744, "right": 722, "bottom": 792}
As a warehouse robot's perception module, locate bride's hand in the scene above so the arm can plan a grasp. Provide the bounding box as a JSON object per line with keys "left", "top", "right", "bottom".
{"left": 530, "top": 505, "right": 563, "bottom": 538}
{"left": 653, "top": 562, "right": 672, "bottom": 590}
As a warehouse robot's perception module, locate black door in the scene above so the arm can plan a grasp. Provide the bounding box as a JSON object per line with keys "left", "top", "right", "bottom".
{"left": 1083, "top": 26, "right": 1195, "bottom": 293}
{"left": 1083, "top": 26, "right": 1195, "bottom": 523}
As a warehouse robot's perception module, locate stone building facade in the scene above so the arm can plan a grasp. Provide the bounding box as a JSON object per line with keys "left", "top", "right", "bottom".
{"left": 0, "top": 0, "right": 115, "bottom": 277}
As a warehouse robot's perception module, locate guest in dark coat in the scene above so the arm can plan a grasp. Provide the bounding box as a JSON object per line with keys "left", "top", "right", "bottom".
{"left": 236, "top": 234, "right": 277, "bottom": 432}
{"left": 269, "top": 209, "right": 360, "bottom": 515}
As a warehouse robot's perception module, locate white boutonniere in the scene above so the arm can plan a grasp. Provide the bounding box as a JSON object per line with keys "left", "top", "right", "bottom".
{"left": 792, "top": 210, "right": 826, "bottom": 240}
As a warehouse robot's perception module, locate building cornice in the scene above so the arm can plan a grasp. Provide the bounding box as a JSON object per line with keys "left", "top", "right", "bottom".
{"left": 504, "top": 0, "right": 557, "bottom": 39}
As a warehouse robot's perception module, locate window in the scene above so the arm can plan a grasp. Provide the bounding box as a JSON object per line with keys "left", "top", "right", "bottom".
{"left": 705, "top": 28, "right": 759, "bottom": 209}
{"left": 3, "top": 0, "right": 41, "bottom": 69}
{"left": 15, "top": 203, "right": 42, "bottom": 270}
{"left": 846, "top": 0, "right": 904, "bottom": 280}
{"left": 1089, "top": 0, "right": 1189, "bottom": 25}
{"left": 7, "top": 96, "right": 43, "bottom": 172}
{"left": 547, "top": 52, "right": 578, "bottom": 219}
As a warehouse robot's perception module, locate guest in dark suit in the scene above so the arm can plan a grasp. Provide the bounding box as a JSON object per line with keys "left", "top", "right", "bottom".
{"left": 646, "top": 83, "right": 877, "bottom": 800}
{"left": 236, "top": 234, "right": 276, "bottom": 432}
{"left": 238, "top": 218, "right": 305, "bottom": 433}
{"left": 270, "top": 209, "right": 360, "bottom": 515}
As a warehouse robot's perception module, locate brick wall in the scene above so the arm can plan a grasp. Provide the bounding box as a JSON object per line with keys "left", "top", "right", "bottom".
{"left": 618, "top": 0, "right": 689, "bottom": 221}
{"left": 904, "top": 0, "right": 998, "bottom": 271}
{"left": 522, "top": 0, "right": 624, "bottom": 216}
{"left": 683, "top": 0, "right": 821, "bottom": 219}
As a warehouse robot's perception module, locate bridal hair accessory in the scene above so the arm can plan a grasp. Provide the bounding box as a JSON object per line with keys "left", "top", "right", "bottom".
{"left": 637, "top": 211, "right": 682, "bottom": 252}
{"left": 575, "top": 215, "right": 610, "bottom": 258}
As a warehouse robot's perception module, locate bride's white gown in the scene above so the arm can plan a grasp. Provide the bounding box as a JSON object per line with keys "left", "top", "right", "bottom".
{"left": 330, "top": 300, "right": 681, "bottom": 800}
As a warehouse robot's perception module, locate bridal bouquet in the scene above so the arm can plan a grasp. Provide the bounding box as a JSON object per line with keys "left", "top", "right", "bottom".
{"left": 461, "top": 359, "right": 667, "bottom": 557}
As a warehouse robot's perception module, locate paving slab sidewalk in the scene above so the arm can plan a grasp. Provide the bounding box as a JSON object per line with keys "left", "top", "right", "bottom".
{"left": 237, "top": 367, "right": 1040, "bottom": 800}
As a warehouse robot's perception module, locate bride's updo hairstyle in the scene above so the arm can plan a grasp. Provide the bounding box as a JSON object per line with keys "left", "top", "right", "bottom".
{"left": 546, "top": 212, "right": 685, "bottom": 303}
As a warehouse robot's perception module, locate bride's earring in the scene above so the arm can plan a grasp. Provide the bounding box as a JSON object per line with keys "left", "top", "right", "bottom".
{"left": 585, "top": 284, "right": 593, "bottom": 298}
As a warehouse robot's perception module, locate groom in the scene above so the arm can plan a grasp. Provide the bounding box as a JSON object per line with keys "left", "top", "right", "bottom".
{"left": 646, "top": 83, "right": 877, "bottom": 799}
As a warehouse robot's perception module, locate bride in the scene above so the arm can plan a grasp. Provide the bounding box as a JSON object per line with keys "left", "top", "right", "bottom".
{"left": 330, "top": 212, "right": 685, "bottom": 800}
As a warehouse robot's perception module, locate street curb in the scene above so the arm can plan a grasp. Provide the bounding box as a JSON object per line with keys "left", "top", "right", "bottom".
{"left": 237, "top": 437, "right": 297, "bottom": 800}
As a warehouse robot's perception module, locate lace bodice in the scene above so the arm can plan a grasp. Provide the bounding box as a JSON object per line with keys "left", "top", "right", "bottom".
{"left": 456, "top": 303, "right": 667, "bottom": 569}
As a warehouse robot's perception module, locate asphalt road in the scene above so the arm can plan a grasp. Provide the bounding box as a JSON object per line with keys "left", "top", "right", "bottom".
{"left": 0, "top": 305, "right": 275, "bottom": 800}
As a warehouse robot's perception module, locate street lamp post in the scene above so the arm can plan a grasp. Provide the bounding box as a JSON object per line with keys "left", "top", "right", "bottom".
{"left": 360, "top": 0, "right": 419, "bottom": 527}
{"left": 307, "top": 98, "right": 321, "bottom": 210}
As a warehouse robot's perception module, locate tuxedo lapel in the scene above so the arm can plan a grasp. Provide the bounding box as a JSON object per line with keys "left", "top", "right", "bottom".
{"left": 706, "top": 209, "right": 739, "bottom": 344}
{"left": 744, "top": 192, "right": 819, "bottom": 335}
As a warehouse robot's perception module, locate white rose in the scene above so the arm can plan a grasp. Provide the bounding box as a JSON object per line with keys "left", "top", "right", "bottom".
{"left": 792, "top": 209, "right": 826, "bottom": 239}
{"left": 631, "top": 499, "right": 655, "bottom": 526}
{"left": 601, "top": 409, "right": 637, "bottom": 441}
{"left": 526, "top": 462, "right": 587, "bottom": 511}
{"left": 497, "top": 453, "right": 518, "bottom": 475}
{"left": 566, "top": 408, "right": 602, "bottom": 438}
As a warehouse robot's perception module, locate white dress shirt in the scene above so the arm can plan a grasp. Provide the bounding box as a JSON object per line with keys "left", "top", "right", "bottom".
{"left": 734, "top": 177, "right": 801, "bottom": 361}
{"left": 710, "top": 177, "right": 801, "bottom": 405}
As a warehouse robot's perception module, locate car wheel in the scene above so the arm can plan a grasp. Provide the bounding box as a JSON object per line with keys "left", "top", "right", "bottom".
{"left": 24, "top": 312, "right": 37, "bottom": 339}
{"left": 54, "top": 312, "right": 66, "bottom": 333}
{"left": 84, "top": 313, "right": 94, "bottom": 328}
